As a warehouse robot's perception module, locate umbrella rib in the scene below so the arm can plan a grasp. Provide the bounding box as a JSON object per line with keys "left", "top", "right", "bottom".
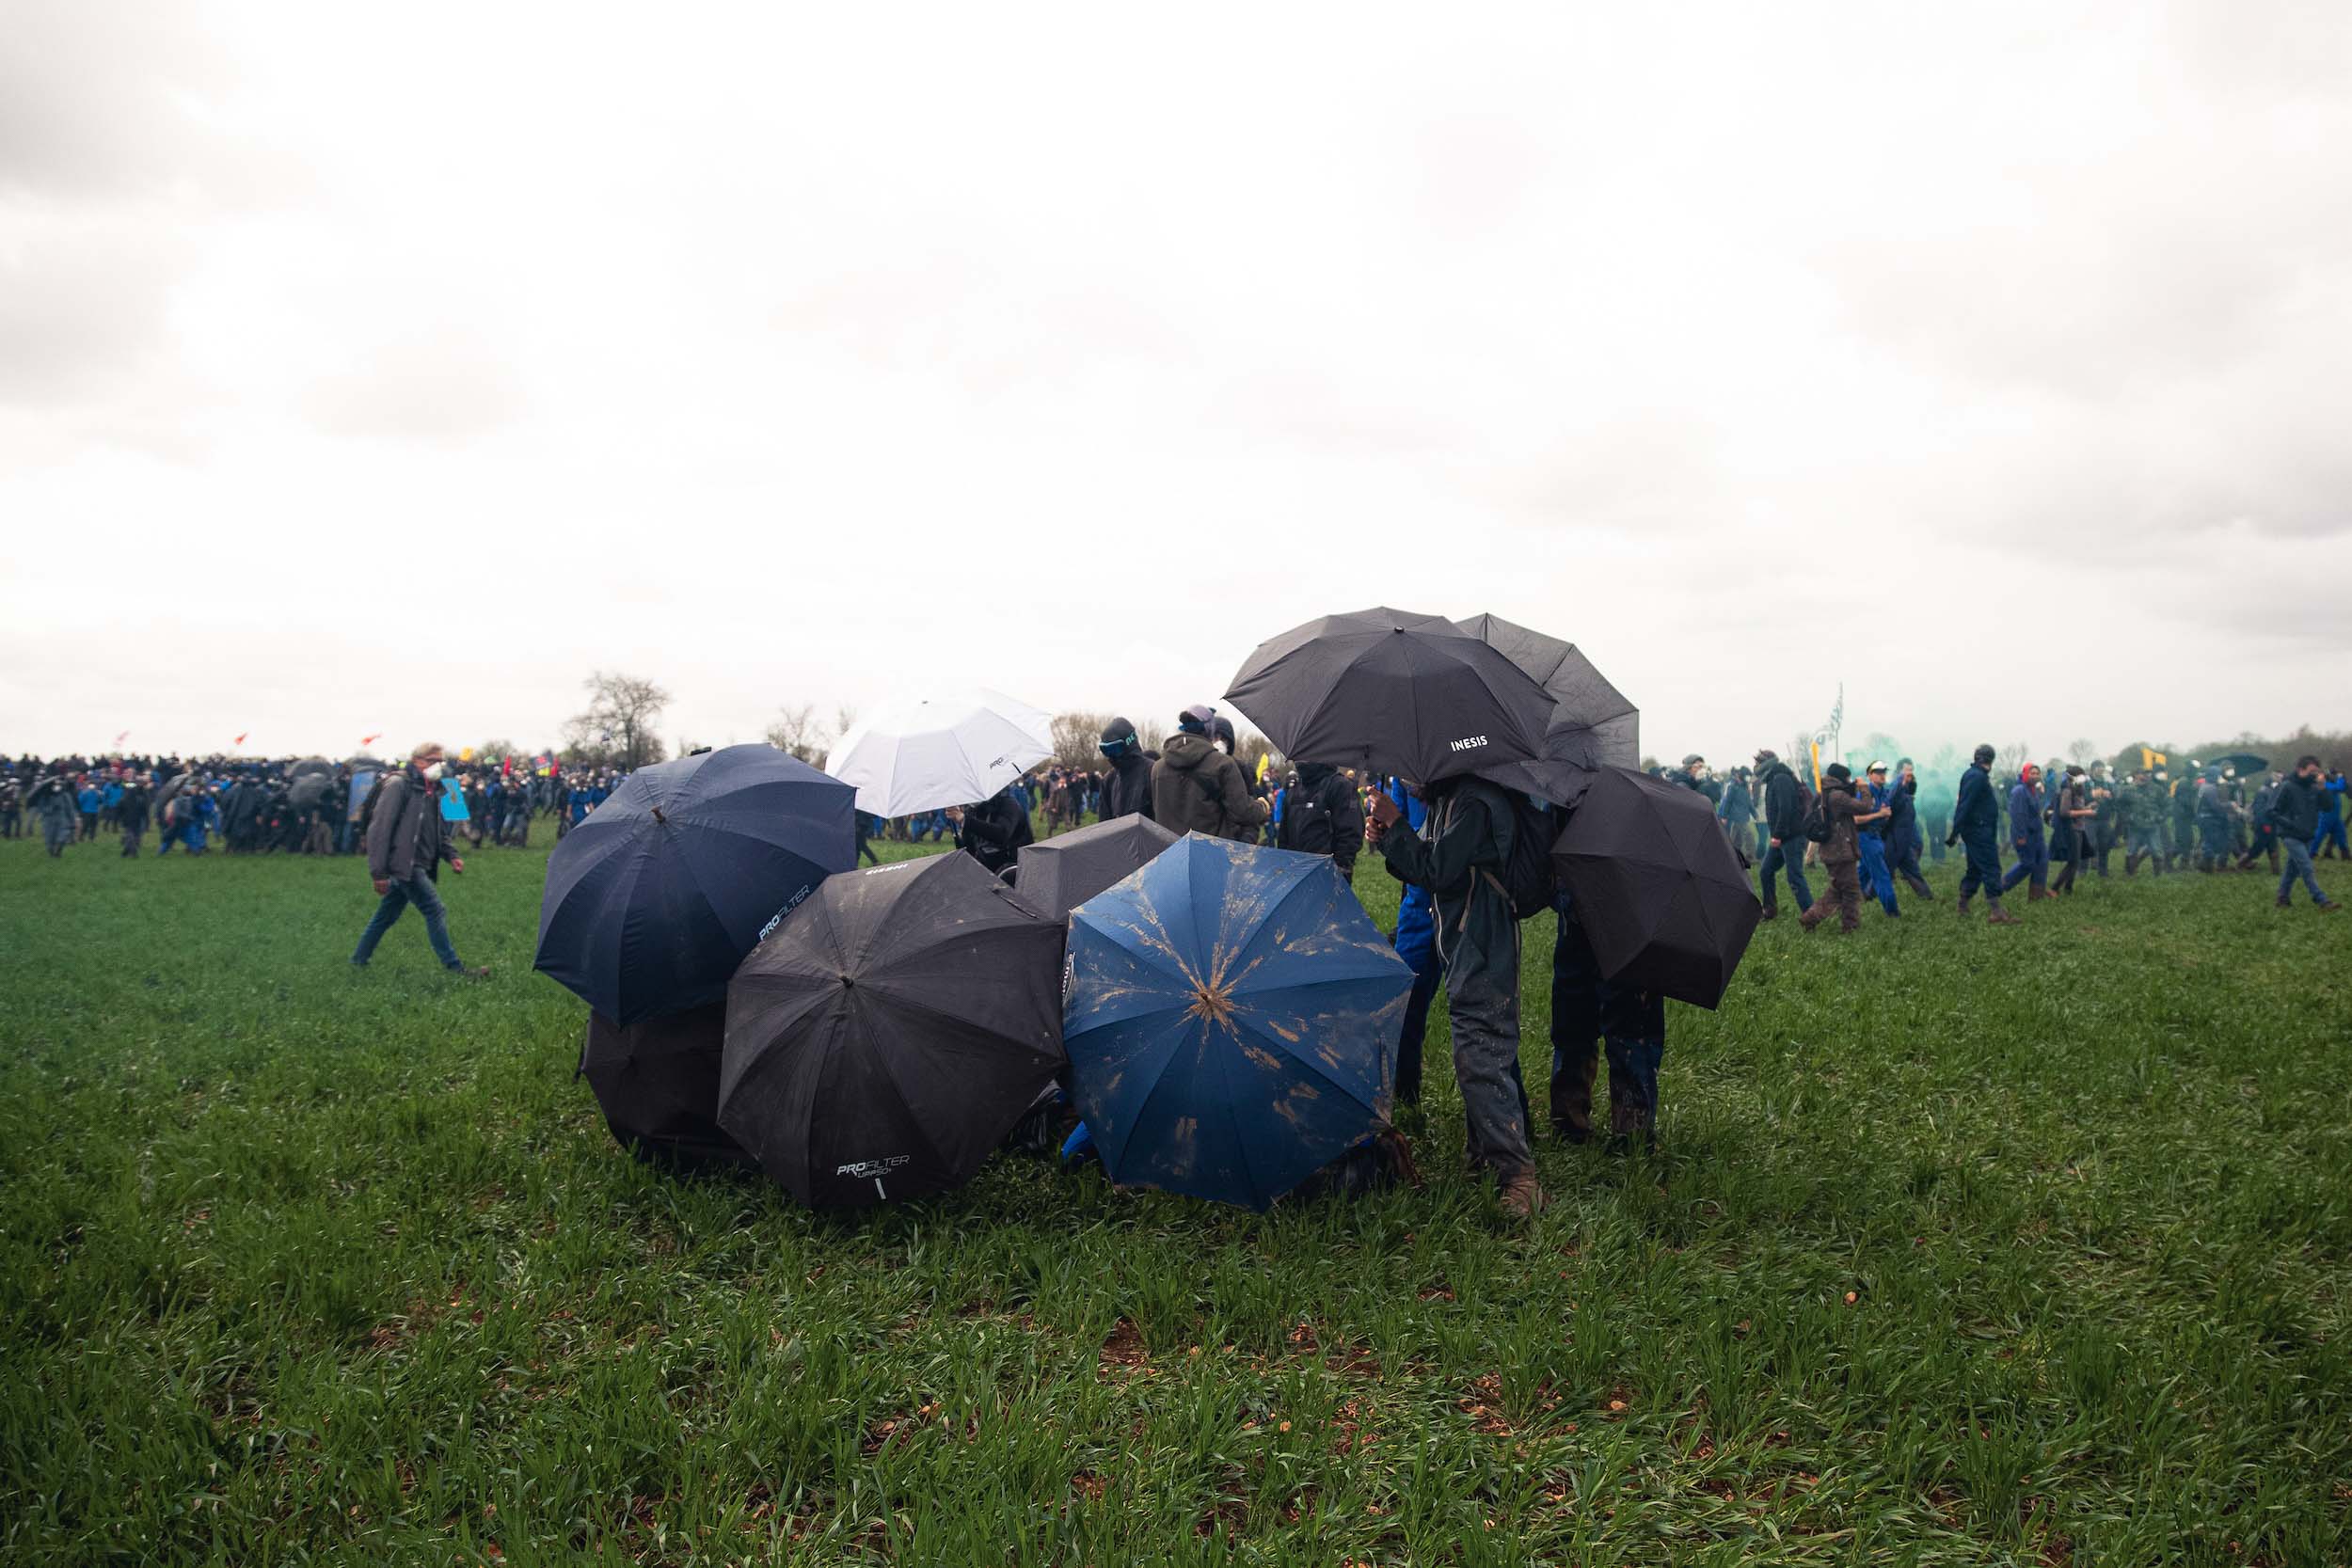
{"left": 1231, "top": 1006, "right": 1387, "bottom": 1113}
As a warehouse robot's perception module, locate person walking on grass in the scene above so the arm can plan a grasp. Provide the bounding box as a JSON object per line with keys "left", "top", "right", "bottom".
{"left": 1799, "top": 763, "right": 1876, "bottom": 934}
{"left": 2047, "top": 764, "right": 2092, "bottom": 895}
{"left": 2267, "top": 755, "right": 2340, "bottom": 913}
{"left": 1947, "top": 747, "right": 2023, "bottom": 921}
{"left": 1752, "top": 748, "right": 1813, "bottom": 921}
{"left": 2313, "top": 768, "right": 2346, "bottom": 860}
{"left": 31, "top": 770, "right": 79, "bottom": 858}
{"left": 118, "top": 772, "right": 150, "bottom": 857}
{"left": 352, "top": 742, "right": 489, "bottom": 976}
{"left": 2000, "top": 763, "right": 2049, "bottom": 902}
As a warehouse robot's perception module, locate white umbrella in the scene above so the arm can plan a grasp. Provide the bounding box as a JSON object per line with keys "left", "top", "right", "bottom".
{"left": 823, "top": 689, "right": 1056, "bottom": 817}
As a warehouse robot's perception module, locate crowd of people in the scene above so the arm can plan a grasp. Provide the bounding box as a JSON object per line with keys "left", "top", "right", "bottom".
{"left": 0, "top": 752, "right": 633, "bottom": 860}
{"left": 14, "top": 718, "right": 2341, "bottom": 1222}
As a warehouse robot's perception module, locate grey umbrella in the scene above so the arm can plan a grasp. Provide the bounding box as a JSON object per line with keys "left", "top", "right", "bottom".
{"left": 1223, "top": 607, "right": 1558, "bottom": 784}
{"left": 1455, "top": 613, "right": 1640, "bottom": 775}
{"left": 1015, "top": 814, "right": 1180, "bottom": 923}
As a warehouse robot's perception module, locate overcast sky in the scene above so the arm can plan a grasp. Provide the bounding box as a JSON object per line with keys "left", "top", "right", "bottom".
{"left": 5, "top": 3, "right": 2348, "bottom": 765}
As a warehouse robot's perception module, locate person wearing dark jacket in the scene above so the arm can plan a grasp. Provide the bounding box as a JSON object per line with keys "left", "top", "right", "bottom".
{"left": 1883, "top": 760, "right": 1933, "bottom": 898}
{"left": 1275, "top": 761, "right": 1364, "bottom": 879}
{"left": 1752, "top": 750, "right": 1812, "bottom": 919}
{"left": 1999, "top": 764, "right": 2049, "bottom": 900}
{"left": 2048, "top": 766, "right": 2098, "bottom": 895}
{"left": 2267, "top": 757, "right": 2340, "bottom": 911}
{"left": 31, "top": 772, "right": 78, "bottom": 857}
{"left": 1151, "top": 705, "right": 1270, "bottom": 840}
{"left": 1799, "top": 764, "right": 1876, "bottom": 934}
{"left": 1096, "top": 718, "right": 1156, "bottom": 823}
{"left": 1948, "top": 745, "right": 2019, "bottom": 923}
{"left": 353, "top": 743, "right": 487, "bottom": 974}
{"left": 118, "top": 776, "right": 151, "bottom": 857}
{"left": 950, "top": 785, "right": 1033, "bottom": 878}
{"left": 1368, "top": 776, "right": 1543, "bottom": 1218}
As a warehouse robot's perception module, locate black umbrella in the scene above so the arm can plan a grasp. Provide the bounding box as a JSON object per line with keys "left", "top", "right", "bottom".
{"left": 1550, "top": 766, "right": 1760, "bottom": 1010}
{"left": 1455, "top": 612, "right": 1640, "bottom": 800}
{"left": 2207, "top": 752, "right": 2268, "bottom": 776}
{"left": 1014, "top": 814, "right": 1179, "bottom": 923}
{"left": 536, "top": 744, "right": 857, "bottom": 1026}
{"left": 287, "top": 772, "right": 332, "bottom": 811}
{"left": 579, "top": 1004, "right": 755, "bottom": 1172}
{"left": 1223, "top": 607, "right": 1557, "bottom": 784}
{"left": 719, "top": 851, "right": 1066, "bottom": 1208}
{"left": 289, "top": 757, "right": 335, "bottom": 779}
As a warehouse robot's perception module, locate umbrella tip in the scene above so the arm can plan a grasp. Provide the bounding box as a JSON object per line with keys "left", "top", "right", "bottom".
{"left": 651, "top": 805, "right": 666, "bottom": 824}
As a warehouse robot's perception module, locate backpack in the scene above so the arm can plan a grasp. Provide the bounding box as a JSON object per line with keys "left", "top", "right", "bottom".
{"left": 1488, "top": 788, "right": 1559, "bottom": 920}
{"left": 358, "top": 771, "right": 390, "bottom": 837}
{"left": 1800, "top": 784, "right": 1833, "bottom": 845}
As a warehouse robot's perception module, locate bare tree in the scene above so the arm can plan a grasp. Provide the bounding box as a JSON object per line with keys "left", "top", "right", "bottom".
{"left": 834, "top": 705, "right": 860, "bottom": 743}
{"left": 766, "top": 704, "right": 826, "bottom": 765}
{"left": 475, "top": 737, "right": 518, "bottom": 765}
{"left": 1049, "top": 711, "right": 1112, "bottom": 770}
{"left": 2066, "top": 736, "right": 2099, "bottom": 767}
{"left": 1994, "top": 740, "right": 2033, "bottom": 781}
{"left": 1136, "top": 718, "right": 1168, "bottom": 755}
{"left": 568, "top": 672, "right": 671, "bottom": 771}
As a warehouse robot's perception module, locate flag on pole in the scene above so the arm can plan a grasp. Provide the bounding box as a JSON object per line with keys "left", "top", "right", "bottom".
{"left": 233, "top": 732, "right": 248, "bottom": 747}
{"left": 1810, "top": 740, "right": 1822, "bottom": 792}
{"left": 2140, "top": 746, "right": 2168, "bottom": 770}
{"left": 361, "top": 733, "right": 382, "bottom": 747}
{"left": 115, "top": 730, "right": 130, "bottom": 746}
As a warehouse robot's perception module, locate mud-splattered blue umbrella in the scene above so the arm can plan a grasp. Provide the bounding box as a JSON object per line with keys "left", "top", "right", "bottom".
{"left": 1062, "top": 833, "right": 1413, "bottom": 1211}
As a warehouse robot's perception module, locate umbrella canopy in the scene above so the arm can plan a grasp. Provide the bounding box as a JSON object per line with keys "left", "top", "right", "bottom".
{"left": 346, "top": 753, "right": 386, "bottom": 770}
{"left": 152, "top": 772, "right": 191, "bottom": 811}
{"left": 1550, "top": 767, "right": 1760, "bottom": 1010}
{"left": 287, "top": 772, "right": 332, "bottom": 810}
{"left": 2207, "top": 752, "right": 2268, "bottom": 775}
{"left": 719, "top": 851, "right": 1066, "bottom": 1208}
{"left": 1223, "top": 607, "right": 1557, "bottom": 784}
{"left": 1063, "top": 834, "right": 1413, "bottom": 1211}
{"left": 1454, "top": 613, "right": 1640, "bottom": 771}
{"left": 536, "top": 744, "right": 857, "bottom": 1026}
{"left": 1015, "top": 814, "right": 1180, "bottom": 924}
{"left": 823, "top": 689, "right": 1055, "bottom": 818}
{"left": 579, "top": 1004, "right": 755, "bottom": 1172}
{"left": 289, "top": 756, "right": 335, "bottom": 779}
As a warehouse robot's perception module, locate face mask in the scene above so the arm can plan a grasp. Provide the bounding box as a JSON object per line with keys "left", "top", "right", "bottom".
{"left": 422, "top": 762, "right": 446, "bottom": 782}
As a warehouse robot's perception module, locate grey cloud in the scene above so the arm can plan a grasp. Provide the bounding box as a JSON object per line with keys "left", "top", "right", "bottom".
{"left": 0, "top": 5, "right": 230, "bottom": 201}
{"left": 305, "top": 327, "right": 526, "bottom": 443}
{"left": 0, "top": 221, "right": 181, "bottom": 404}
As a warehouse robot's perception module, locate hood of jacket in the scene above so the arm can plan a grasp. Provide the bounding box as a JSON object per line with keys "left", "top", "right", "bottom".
{"left": 1160, "top": 732, "right": 1216, "bottom": 772}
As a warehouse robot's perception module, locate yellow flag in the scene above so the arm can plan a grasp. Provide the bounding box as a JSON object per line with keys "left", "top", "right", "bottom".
{"left": 1256, "top": 752, "right": 1270, "bottom": 784}
{"left": 1810, "top": 740, "right": 1822, "bottom": 791}
{"left": 458, "top": 746, "right": 475, "bottom": 762}
{"left": 2140, "top": 746, "right": 2167, "bottom": 769}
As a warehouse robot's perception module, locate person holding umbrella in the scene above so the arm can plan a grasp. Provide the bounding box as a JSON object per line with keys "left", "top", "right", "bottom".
{"left": 1366, "top": 775, "right": 1543, "bottom": 1218}
{"left": 351, "top": 742, "right": 489, "bottom": 977}
{"left": 947, "top": 784, "right": 1034, "bottom": 878}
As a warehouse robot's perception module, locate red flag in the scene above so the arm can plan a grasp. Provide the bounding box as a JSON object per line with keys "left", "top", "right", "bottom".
{"left": 361, "top": 733, "right": 382, "bottom": 747}
{"left": 233, "top": 732, "right": 248, "bottom": 747}
{"left": 114, "top": 731, "right": 129, "bottom": 745}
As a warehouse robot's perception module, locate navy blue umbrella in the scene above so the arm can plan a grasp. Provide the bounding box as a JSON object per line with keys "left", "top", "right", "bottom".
{"left": 536, "top": 745, "right": 856, "bottom": 1025}
{"left": 1063, "top": 833, "right": 1413, "bottom": 1211}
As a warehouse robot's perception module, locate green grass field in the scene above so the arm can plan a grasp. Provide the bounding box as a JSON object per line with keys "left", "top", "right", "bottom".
{"left": 3, "top": 825, "right": 2348, "bottom": 1565}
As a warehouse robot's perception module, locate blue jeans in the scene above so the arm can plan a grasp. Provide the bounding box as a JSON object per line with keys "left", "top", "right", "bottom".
{"left": 2279, "top": 838, "right": 2332, "bottom": 907}
{"left": 352, "top": 876, "right": 462, "bottom": 968}
{"left": 1757, "top": 840, "right": 1812, "bottom": 913}
{"left": 1857, "top": 833, "right": 1898, "bottom": 913}
{"left": 2000, "top": 835, "right": 2046, "bottom": 893}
